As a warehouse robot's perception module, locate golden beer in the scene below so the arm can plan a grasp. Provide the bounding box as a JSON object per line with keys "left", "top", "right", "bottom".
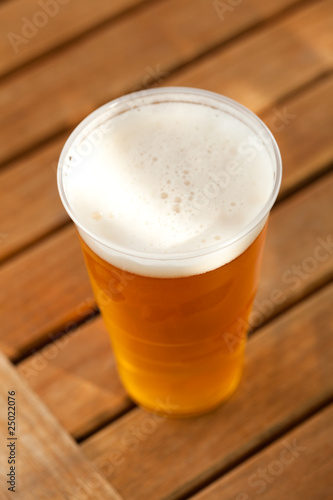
{"left": 58, "top": 88, "right": 281, "bottom": 416}
{"left": 79, "top": 225, "right": 267, "bottom": 415}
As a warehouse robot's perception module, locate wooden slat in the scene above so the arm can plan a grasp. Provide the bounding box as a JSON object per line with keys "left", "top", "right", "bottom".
{"left": 254, "top": 170, "right": 333, "bottom": 327}
{"left": 166, "top": 0, "right": 333, "bottom": 111}
{"left": 17, "top": 172, "right": 333, "bottom": 439}
{"left": 260, "top": 73, "right": 333, "bottom": 198}
{"left": 0, "top": 0, "right": 150, "bottom": 77}
{"left": 0, "top": 134, "right": 69, "bottom": 261}
{"left": 18, "top": 317, "right": 132, "bottom": 439}
{"left": 192, "top": 405, "right": 333, "bottom": 500}
{"left": 0, "top": 224, "right": 95, "bottom": 360}
{"left": 0, "top": 0, "right": 326, "bottom": 166}
{"left": 80, "top": 282, "right": 333, "bottom": 500}
{"left": 0, "top": 351, "right": 122, "bottom": 500}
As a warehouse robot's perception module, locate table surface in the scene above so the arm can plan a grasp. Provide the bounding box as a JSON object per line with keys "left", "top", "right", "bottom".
{"left": 1, "top": 1, "right": 333, "bottom": 499}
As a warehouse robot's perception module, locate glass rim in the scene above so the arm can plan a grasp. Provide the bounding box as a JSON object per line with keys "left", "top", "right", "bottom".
{"left": 57, "top": 86, "right": 282, "bottom": 262}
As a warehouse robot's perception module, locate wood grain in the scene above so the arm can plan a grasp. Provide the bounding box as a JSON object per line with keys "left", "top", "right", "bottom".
{"left": 0, "top": 0, "right": 325, "bottom": 165}
{"left": 166, "top": 0, "right": 333, "bottom": 111}
{"left": 0, "top": 224, "right": 95, "bottom": 360}
{"left": 3, "top": 2, "right": 333, "bottom": 361}
{"left": 17, "top": 172, "right": 333, "bottom": 439}
{"left": 192, "top": 404, "right": 333, "bottom": 500}
{"left": 18, "top": 317, "right": 132, "bottom": 440}
{"left": 0, "top": 133, "right": 69, "bottom": 262}
{"left": 80, "top": 282, "right": 333, "bottom": 500}
{"left": 254, "top": 170, "right": 333, "bottom": 327}
{"left": 0, "top": 351, "right": 122, "bottom": 500}
{"left": 0, "top": 0, "right": 150, "bottom": 77}
{"left": 261, "top": 73, "right": 333, "bottom": 199}
{"left": 0, "top": 1, "right": 332, "bottom": 499}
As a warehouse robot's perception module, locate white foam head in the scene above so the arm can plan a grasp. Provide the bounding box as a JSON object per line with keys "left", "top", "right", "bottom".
{"left": 58, "top": 88, "right": 282, "bottom": 277}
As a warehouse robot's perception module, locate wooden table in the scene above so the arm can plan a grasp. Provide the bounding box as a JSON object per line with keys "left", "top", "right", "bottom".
{"left": 1, "top": 1, "right": 333, "bottom": 498}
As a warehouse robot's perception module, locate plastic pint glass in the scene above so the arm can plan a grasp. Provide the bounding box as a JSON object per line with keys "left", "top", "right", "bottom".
{"left": 57, "top": 88, "right": 282, "bottom": 416}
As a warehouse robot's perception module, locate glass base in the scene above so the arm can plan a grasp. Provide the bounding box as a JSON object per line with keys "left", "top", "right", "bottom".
{"left": 118, "top": 362, "right": 243, "bottom": 418}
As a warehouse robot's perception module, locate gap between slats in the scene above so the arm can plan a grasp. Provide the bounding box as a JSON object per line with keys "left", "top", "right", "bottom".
{"left": 183, "top": 400, "right": 333, "bottom": 500}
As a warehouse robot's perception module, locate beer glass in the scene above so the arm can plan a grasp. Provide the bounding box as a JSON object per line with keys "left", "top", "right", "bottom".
{"left": 58, "top": 88, "right": 282, "bottom": 416}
